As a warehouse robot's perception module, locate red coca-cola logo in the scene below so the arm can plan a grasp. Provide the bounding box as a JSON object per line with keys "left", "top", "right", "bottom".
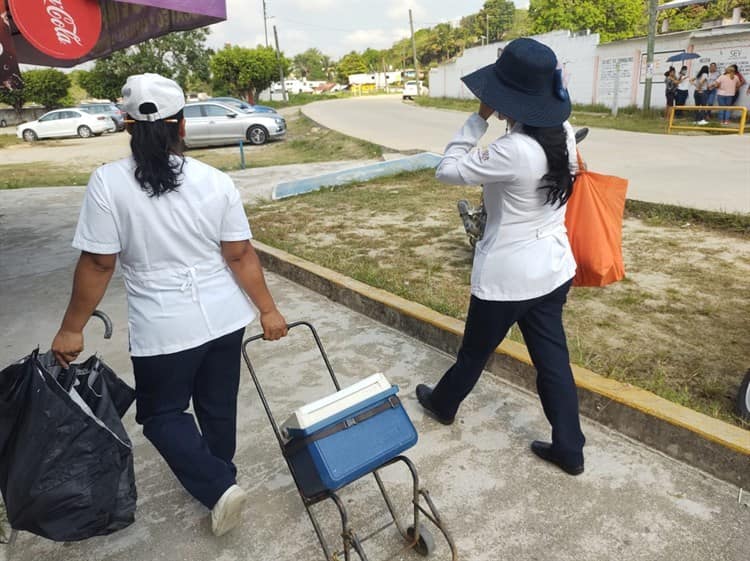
{"left": 9, "top": 0, "right": 102, "bottom": 60}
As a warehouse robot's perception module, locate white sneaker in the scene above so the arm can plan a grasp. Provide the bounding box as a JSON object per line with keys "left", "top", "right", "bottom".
{"left": 211, "top": 484, "right": 248, "bottom": 536}
{"left": 697, "top": 120, "right": 708, "bottom": 125}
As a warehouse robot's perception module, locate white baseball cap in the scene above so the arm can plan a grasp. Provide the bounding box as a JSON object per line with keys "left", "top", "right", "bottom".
{"left": 121, "top": 73, "right": 185, "bottom": 122}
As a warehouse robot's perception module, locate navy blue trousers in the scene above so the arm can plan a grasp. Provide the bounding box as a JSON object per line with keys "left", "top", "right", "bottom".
{"left": 132, "top": 328, "right": 244, "bottom": 509}
{"left": 430, "top": 280, "right": 585, "bottom": 465}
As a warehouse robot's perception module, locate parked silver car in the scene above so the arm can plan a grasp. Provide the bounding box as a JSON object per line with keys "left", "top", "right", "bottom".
{"left": 183, "top": 101, "right": 286, "bottom": 148}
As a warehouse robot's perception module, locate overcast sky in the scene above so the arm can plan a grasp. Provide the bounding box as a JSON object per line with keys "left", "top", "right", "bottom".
{"left": 208, "top": 0, "right": 530, "bottom": 58}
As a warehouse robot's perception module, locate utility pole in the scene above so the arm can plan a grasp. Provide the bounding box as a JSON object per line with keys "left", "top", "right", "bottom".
{"left": 409, "top": 9, "right": 421, "bottom": 96}
{"left": 643, "top": 0, "right": 658, "bottom": 111}
{"left": 262, "top": 0, "right": 269, "bottom": 47}
{"left": 486, "top": 12, "right": 490, "bottom": 44}
{"left": 273, "top": 25, "right": 287, "bottom": 102}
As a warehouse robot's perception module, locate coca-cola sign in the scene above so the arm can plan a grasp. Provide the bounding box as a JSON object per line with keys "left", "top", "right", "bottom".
{"left": 9, "top": 0, "right": 102, "bottom": 60}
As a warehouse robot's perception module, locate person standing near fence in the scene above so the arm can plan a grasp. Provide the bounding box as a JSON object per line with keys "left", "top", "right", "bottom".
{"left": 674, "top": 66, "right": 690, "bottom": 118}
{"left": 691, "top": 65, "right": 710, "bottom": 125}
{"left": 415, "top": 38, "right": 586, "bottom": 477}
{"left": 51, "top": 73, "right": 288, "bottom": 537}
{"left": 715, "top": 66, "right": 742, "bottom": 125}
{"left": 664, "top": 67, "right": 679, "bottom": 119}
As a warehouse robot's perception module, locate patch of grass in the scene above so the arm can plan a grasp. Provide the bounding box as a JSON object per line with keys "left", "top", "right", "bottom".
{"left": 263, "top": 92, "right": 350, "bottom": 109}
{"left": 249, "top": 169, "right": 750, "bottom": 428}
{"left": 626, "top": 199, "right": 750, "bottom": 237}
{"left": 0, "top": 135, "right": 23, "bottom": 149}
{"left": 0, "top": 112, "right": 383, "bottom": 189}
{"left": 0, "top": 162, "right": 90, "bottom": 189}
{"left": 414, "top": 96, "right": 697, "bottom": 135}
{"left": 181, "top": 111, "right": 382, "bottom": 172}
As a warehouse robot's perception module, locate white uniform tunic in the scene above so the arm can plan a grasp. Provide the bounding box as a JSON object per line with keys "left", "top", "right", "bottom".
{"left": 436, "top": 114, "right": 577, "bottom": 301}
{"left": 73, "top": 156, "right": 256, "bottom": 356}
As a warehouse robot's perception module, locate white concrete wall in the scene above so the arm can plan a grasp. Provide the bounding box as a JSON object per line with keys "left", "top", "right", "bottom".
{"left": 430, "top": 25, "right": 750, "bottom": 110}
{"left": 429, "top": 30, "right": 600, "bottom": 105}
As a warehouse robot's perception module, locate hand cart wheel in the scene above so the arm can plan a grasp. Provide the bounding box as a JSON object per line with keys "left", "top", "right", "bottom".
{"left": 407, "top": 524, "right": 435, "bottom": 556}
{"left": 242, "top": 321, "right": 458, "bottom": 561}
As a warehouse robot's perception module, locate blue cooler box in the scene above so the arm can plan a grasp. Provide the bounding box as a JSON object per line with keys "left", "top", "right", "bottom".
{"left": 283, "top": 385, "right": 418, "bottom": 498}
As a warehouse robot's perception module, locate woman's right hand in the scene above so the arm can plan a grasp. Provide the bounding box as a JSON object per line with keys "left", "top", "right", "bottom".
{"left": 478, "top": 101, "right": 495, "bottom": 121}
{"left": 260, "top": 308, "right": 288, "bottom": 341}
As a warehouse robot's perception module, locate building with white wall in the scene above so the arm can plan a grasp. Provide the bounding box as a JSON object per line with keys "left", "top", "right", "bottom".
{"left": 430, "top": 22, "right": 750, "bottom": 109}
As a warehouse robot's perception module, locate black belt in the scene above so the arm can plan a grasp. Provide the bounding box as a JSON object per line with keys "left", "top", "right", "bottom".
{"left": 283, "top": 396, "right": 401, "bottom": 458}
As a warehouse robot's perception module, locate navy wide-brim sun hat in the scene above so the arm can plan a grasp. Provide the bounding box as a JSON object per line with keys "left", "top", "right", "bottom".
{"left": 461, "top": 37, "right": 571, "bottom": 127}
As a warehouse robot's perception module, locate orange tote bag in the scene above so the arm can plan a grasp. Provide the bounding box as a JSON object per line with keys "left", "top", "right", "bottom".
{"left": 565, "top": 153, "right": 628, "bottom": 287}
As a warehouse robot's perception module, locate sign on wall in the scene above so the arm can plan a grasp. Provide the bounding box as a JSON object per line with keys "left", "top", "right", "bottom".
{"left": 696, "top": 45, "right": 750, "bottom": 75}
{"left": 598, "top": 56, "right": 633, "bottom": 106}
{"left": 639, "top": 49, "right": 684, "bottom": 83}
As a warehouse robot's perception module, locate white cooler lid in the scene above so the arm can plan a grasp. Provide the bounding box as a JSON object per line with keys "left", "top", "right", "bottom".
{"left": 281, "top": 373, "right": 391, "bottom": 433}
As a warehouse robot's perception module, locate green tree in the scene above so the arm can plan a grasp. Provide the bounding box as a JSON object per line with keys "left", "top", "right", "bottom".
{"left": 210, "top": 45, "right": 287, "bottom": 99}
{"left": 336, "top": 51, "right": 368, "bottom": 83}
{"left": 361, "top": 48, "right": 383, "bottom": 72}
{"left": 0, "top": 86, "right": 26, "bottom": 117}
{"left": 478, "top": 0, "right": 517, "bottom": 42}
{"left": 77, "top": 29, "right": 212, "bottom": 100}
{"left": 293, "top": 48, "right": 329, "bottom": 80}
{"left": 659, "top": 0, "right": 750, "bottom": 33}
{"left": 23, "top": 69, "right": 71, "bottom": 108}
{"left": 528, "top": 0, "right": 646, "bottom": 42}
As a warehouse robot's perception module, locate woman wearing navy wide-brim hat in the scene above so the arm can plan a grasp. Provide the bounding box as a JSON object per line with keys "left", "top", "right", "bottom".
{"left": 416, "top": 38, "right": 586, "bottom": 476}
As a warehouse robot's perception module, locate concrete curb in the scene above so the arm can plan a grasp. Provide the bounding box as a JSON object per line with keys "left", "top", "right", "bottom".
{"left": 254, "top": 241, "right": 750, "bottom": 489}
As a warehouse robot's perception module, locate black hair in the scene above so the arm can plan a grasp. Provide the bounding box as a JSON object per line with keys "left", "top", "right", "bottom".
{"left": 522, "top": 124, "right": 574, "bottom": 207}
{"left": 129, "top": 109, "right": 185, "bottom": 197}
{"left": 696, "top": 65, "right": 709, "bottom": 79}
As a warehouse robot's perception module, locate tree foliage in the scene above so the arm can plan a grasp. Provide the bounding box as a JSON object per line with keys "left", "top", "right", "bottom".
{"left": 336, "top": 52, "right": 368, "bottom": 83}
{"left": 0, "top": 86, "right": 26, "bottom": 115}
{"left": 23, "top": 69, "right": 71, "bottom": 108}
{"left": 77, "top": 29, "right": 213, "bottom": 100}
{"left": 293, "top": 48, "right": 329, "bottom": 80}
{"left": 528, "top": 0, "right": 646, "bottom": 42}
{"left": 210, "top": 45, "right": 289, "bottom": 99}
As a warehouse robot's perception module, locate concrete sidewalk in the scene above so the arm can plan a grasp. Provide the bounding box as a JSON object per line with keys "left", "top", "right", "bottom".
{"left": 1, "top": 182, "right": 747, "bottom": 561}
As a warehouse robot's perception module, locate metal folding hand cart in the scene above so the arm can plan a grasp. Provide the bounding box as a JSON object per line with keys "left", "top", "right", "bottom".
{"left": 242, "top": 322, "right": 458, "bottom": 561}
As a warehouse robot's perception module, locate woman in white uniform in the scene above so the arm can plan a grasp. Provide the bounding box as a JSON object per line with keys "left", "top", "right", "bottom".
{"left": 416, "top": 38, "right": 586, "bottom": 476}
{"left": 51, "top": 74, "right": 287, "bottom": 535}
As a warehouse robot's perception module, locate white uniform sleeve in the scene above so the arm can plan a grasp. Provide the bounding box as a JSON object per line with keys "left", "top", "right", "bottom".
{"left": 436, "top": 113, "right": 517, "bottom": 186}
{"left": 220, "top": 181, "right": 253, "bottom": 241}
{"left": 563, "top": 120, "right": 579, "bottom": 175}
{"left": 72, "top": 170, "right": 121, "bottom": 254}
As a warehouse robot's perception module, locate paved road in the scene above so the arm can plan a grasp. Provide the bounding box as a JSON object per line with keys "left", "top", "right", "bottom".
{"left": 303, "top": 95, "right": 750, "bottom": 214}
{"left": 1, "top": 165, "right": 748, "bottom": 561}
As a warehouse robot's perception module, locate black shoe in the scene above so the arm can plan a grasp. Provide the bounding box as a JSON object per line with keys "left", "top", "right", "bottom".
{"left": 530, "top": 441, "right": 584, "bottom": 476}
{"left": 416, "top": 384, "right": 454, "bottom": 426}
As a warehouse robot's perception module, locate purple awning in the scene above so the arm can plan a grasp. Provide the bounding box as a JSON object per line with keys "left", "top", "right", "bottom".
{"left": 114, "top": 0, "right": 226, "bottom": 19}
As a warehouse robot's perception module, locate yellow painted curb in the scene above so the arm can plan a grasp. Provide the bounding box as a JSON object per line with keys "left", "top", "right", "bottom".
{"left": 255, "top": 242, "right": 750, "bottom": 457}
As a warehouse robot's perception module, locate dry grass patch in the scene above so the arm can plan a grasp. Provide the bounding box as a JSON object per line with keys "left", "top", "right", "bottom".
{"left": 187, "top": 111, "right": 382, "bottom": 171}
{"left": 249, "top": 169, "right": 750, "bottom": 427}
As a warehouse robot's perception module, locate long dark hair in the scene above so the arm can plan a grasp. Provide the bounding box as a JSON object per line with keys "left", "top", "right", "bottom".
{"left": 696, "top": 65, "right": 709, "bottom": 79}
{"left": 129, "top": 110, "right": 185, "bottom": 197}
{"left": 522, "top": 124, "right": 574, "bottom": 207}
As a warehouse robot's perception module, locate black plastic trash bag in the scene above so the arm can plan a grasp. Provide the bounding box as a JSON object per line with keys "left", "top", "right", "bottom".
{"left": 0, "top": 350, "right": 137, "bottom": 541}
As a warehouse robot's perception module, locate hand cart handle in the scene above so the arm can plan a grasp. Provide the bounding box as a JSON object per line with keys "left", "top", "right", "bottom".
{"left": 242, "top": 321, "right": 341, "bottom": 448}
{"left": 92, "top": 309, "right": 113, "bottom": 339}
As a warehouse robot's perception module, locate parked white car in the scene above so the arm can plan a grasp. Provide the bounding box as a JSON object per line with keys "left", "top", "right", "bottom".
{"left": 183, "top": 101, "right": 286, "bottom": 148}
{"left": 16, "top": 108, "right": 111, "bottom": 141}
{"left": 403, "top": 81, "right": 428, "bottom": 100}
